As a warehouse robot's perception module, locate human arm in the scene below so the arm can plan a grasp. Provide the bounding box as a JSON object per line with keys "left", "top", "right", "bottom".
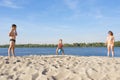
{"left": 15, "top": 30, "right": 17, "bottom": 36}
{"left": 9, "top": 30, "right": 13, "bottom": 37}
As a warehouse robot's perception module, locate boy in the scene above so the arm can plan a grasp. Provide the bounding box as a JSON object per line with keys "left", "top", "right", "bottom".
{"left": 8, "top": 24, "right": 17, "bottom": 58}
{"left": 56, "top": 39, "right": 64, "bottom": 55}
{"left": 106, "top": 31, "right": 115, "bottom": 57}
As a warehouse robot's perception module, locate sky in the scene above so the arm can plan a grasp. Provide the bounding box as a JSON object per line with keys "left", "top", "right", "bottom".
{"left": 0, "top": 0, "right": 120, "bottom": 44}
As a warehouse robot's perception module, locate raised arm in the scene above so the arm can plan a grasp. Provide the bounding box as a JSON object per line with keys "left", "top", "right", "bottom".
{"left": 15, "top": 30, "right": 17, "bottom": 36}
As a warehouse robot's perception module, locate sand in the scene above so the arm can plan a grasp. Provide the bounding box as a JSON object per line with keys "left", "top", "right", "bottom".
{"left": 0, "top": 55, "right": 120, "bottom": 80}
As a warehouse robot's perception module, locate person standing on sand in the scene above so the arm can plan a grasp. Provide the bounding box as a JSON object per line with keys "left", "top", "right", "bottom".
{"left": 56, "top": 39, "right": 64, "bottom": 55}
{"left": 106, "top": 31, "right": 115, "bottom": 57}
{"left": 8, "top": 24, "right": 17, "bottom": 58}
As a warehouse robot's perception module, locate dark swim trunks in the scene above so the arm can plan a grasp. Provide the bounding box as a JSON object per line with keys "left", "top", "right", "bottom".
{"left": 10, "top": 39, "right": 16, "bottom": 43}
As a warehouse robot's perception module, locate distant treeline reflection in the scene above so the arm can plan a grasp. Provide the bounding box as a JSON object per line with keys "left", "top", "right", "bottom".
{"left": 1, "top": 41, "right": 120, "bottom": 48}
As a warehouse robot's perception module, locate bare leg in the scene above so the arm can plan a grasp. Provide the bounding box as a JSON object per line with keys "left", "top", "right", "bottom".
{"left": 11, "top": 46, "right": 15, "bottom": 58}
{"left": 107, "top": 46, "right": 110, "bottom": 57}
{"left": 56, "top": 48, "right": 58, "bottom": 55}
{"left": 111, "top": 46, "right": 114, "bottom": 57}
{"left": 9, "top": 41, "right": 16, "bottom": 58}
{"left": 11, "top": 42, "right": 16, "bottom": 58}
{"left": 8, "top": 46, "right": 11, "bottom": 58}
{"left": 8, "top": 41, "right": 13, "bottom": 58}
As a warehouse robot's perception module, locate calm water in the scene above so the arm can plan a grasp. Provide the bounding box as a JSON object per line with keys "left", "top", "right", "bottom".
{"left": 0, "top": 47, "right": 120, "bottom": 57}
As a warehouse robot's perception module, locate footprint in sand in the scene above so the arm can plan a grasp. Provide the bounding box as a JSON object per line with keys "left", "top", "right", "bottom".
{"left": 42, "top": 69, "right": 48, "bottom": 75}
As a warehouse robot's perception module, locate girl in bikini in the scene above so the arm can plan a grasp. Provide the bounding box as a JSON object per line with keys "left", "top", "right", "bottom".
{"left": 106, "top": 31, "right": 115, "bottom": 57}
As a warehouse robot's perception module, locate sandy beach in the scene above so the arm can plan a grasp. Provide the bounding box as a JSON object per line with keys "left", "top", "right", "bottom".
{"left": 0, "top": 55, "right": 120, "bottom": 80}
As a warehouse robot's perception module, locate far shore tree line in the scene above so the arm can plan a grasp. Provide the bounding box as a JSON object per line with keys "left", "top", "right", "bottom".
{"left": 0, "top": 41, "right": 120, "bottom": 48}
